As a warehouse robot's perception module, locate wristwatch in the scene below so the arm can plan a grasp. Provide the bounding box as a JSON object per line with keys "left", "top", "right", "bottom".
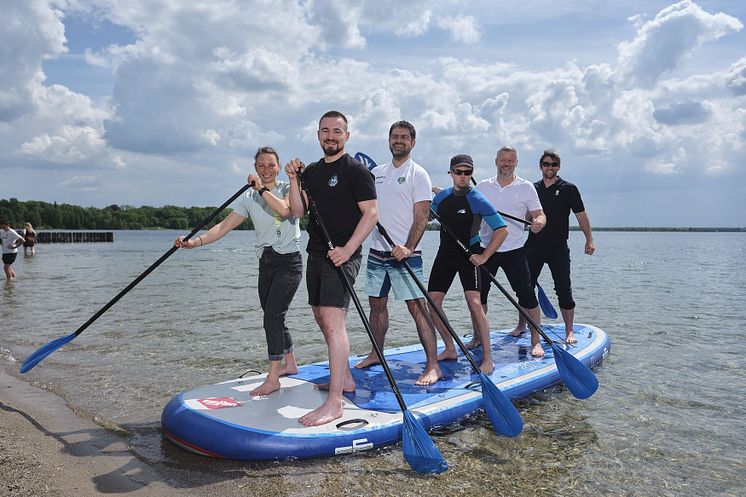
{"left": 258, "top": 187, "right": 269, "bottom": 196}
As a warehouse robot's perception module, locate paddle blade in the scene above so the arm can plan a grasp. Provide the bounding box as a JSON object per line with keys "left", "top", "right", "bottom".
{"left": 20, "top": 332, "right": 78, "bottom": 374}
{"left": 354, "top": 152, "right": 378, "bottom": 171}
{"left": 401, "top": 410, "right": 448, "bottom": 474}
{"left": 537, "top": 284, "right": 558, "bottom": 319}
{"left": 479, "top": 373, "right": 523, "bottom": 437}
{"left": 551, "top": 343, "right": 599, "bottom": 399}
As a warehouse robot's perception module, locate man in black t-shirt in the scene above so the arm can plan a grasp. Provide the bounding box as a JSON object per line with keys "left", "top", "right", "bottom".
{"left": 286, "top": 111, "right": 378, "bottom": 427}
{"left": 525, "top": 149, "right": 595, "bottom": 344}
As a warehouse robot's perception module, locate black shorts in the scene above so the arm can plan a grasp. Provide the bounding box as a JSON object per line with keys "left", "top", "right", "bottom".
{"left": 2, "top": 253, "right": 17, "bottom": 265}
{"left": 306, "top": 251, "right": 362, "bottom": 309}
{"left": 427, "top": 250, "right": 482, "bottom": 294}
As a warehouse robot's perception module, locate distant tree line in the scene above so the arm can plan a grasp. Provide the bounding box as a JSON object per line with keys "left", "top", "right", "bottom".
{"left": 0, "top": 198, "right": 309, "bottom": 231}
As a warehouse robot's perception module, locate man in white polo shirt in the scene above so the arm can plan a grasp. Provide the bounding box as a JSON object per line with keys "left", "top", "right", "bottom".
{"left": 355, "top": 120, "right": 442, "bottom": 385}
{"left": 476, "top": 146, "right": 547, "bottom": 357}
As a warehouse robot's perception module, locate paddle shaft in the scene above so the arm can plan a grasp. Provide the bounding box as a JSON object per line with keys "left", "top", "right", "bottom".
{"left": 298, "top": 176, "right": 409, "bottom": 413}
{"left": 469, "top": 176, "right": 531, "bottom": 226}
{"left": 375, "top": 223, "right": 483, "bottom": 374}
{"left": 430, "top": 207, "right": 555, "bottom": 346}
{"left": 70, "top": 183, "right": 252, "bottom": 338}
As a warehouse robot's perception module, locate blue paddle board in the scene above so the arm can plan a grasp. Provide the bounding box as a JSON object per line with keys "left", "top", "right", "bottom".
{"left": 161, "top": 323, "right": 610, "bottom": 460}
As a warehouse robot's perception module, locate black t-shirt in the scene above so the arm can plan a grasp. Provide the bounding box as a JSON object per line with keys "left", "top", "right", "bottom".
{"left": 527, "top": 176, "right": 585, "bottom": 247}
{"left": 301, "top": 153, "right": 377, "bottom": 254}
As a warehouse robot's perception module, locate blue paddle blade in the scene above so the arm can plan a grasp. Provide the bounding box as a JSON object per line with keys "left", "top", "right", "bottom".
{"left": 354, "top": 152, "right": 378, "bottom": 171}
{"left": 551, "top": 342, "right": 599, "bottom": 399}
{"left": 20, "top": 332, "right": 78, "bottom": 374}
{"left": 401, "top": 410, "right": 448, "bottom": 474}
{"left": 479, "top": 373, "right": 523, "bottom": 437}
{"left": 537, "top": 284, "right": 558, "bottom": 319}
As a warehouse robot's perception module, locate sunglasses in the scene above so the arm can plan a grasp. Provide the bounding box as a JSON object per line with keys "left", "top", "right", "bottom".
{"left": 450, "top": 168, "right": 473, "bottom": 176}
{"left": 541, "top": 161, "right": 560, "bottom": 168}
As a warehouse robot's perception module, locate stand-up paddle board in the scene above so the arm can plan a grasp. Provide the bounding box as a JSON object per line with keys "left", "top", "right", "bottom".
{"left": 162, "top": 323, "right": 610, "bottom": 460}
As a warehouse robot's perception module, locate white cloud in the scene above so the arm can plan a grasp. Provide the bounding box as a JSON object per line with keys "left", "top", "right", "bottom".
{"left": 437, "top": 15, "right": 480, "bottom": 44}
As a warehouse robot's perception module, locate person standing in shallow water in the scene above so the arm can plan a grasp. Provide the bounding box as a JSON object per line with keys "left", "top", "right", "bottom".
{"left": 175, "top": 146, "right": 303, "bottom": 396}
{"left": 22, "top": 222, "right": 36, "bottom": 256}
{"left": 1, "top": 221, "right": 25, "bottom": 280}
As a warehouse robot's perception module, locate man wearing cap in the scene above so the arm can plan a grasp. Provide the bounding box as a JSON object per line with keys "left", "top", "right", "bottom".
{"left": 475, "top": 146, "right": 547, "bottom": 357}
{"left": 427, "top": 155, "right": 507, "bottom": 373}
{"left": 355, "top": 120, "right": 442, "bottom": 386}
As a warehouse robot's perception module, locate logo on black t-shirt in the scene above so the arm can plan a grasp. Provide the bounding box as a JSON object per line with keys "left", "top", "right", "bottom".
{"left": 328, "top": 174, "right": 338, "bottom": 187}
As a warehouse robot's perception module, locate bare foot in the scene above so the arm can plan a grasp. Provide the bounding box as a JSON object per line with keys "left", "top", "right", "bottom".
{"left": 298, "top": 400, "right": 344, "bottom": 426}
{"left": 314, "top": 379, "right": 356, "bottom": 393}
{"left": 531, "top": 342, "right": 545, "bottom": 357}
{"left": 509, "top": 325, "right": 527, "bottom": 337}
{"left": 565, "top": 331, "right": 577, "bottom": 344}
{"left": 479, "top": 360, "right": 494, "bottom": 375}
{"left": 354, "top": 353, "right": 380, "bottom": 369}
{"left": 466, "top": 338, "right": 481, "bottom": 350}
{"left": 437, "top": 349, "right": 458, "bottom": 361}
{"left": 250, "top": 378, "right": 281, "bottom": 396}
{"left": 279, "top": 364, "right": 299, "bottom": 376}
{"left": 415, "top": 367, "right": 443, "bottom": 386}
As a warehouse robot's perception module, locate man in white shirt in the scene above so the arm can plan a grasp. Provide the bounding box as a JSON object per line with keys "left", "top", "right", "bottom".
{"left": 355, "top": 121, "right": 442, "bottom": 385}
{"left": 1, "top": 221, "right": 25, "bottom": 280}
{"left": 476, "top": 147, "right": 547, "bottom": 357}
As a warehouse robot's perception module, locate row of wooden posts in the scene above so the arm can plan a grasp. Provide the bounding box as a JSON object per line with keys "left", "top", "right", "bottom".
{"left": 35, "top": 232, "right": 115, "bottom": 243}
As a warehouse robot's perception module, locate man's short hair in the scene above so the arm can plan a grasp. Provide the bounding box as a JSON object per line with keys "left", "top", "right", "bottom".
{"left": 497, "top": 146, "right": 517, "bottom": 157}
{"left": 389, "top": 121, "right": 416, "bottom": 140}
{"left": 540, "top": 149, "right": 561, "bottom": 166}
{"left": 254, "top": 146, "right": 280, "bottom": 164}
{"left": 319, "top": 110, "right": 348, "bottom": 130}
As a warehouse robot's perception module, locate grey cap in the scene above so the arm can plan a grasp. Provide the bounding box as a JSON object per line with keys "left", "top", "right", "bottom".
{"left": 450, "top": 154, "right": 474, "bottom": 169}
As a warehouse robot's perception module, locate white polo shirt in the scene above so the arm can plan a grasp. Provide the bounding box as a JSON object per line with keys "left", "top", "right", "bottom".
{"left": 369, "top": 158, "right": 432, "bottom": 252}
{"left": 476, "top": 175, "right": 542, "bottom": 252}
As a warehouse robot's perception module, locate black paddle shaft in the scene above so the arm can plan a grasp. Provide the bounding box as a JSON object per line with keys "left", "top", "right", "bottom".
{"left": 298, "top": 176, "right": 409, "bottom": 413}
{"left": 429, "top": 208, "right": 555, "bottom": 346}
{"left": 375, "top": 223, "right": 483, "bottom": 374}
{"left": 71, "top": 183, "right": 253, "bottom": 337}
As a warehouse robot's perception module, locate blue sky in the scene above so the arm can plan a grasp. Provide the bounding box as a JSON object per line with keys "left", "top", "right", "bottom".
{"left": 2, "top": 0, "right": 745, "bottom": 227}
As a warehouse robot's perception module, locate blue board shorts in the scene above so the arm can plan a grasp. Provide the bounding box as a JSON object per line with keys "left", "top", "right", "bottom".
{"left": 365, "top": 249, "right": 425, "bottom": 301}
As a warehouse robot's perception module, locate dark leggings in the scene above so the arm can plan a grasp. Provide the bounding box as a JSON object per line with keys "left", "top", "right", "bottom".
{"left": 526, "top": 244, "right": 575, "bottom": 310}
{"left": 258, "top": 248, "right": 303, "bottom": 360}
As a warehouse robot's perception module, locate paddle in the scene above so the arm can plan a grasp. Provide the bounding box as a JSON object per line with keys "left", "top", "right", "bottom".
{"left": 429, "top": 207, "right": 599, "bottom": 400}
{"left": 375, "top": 223, "right": 522, "bottom": 437}
{"left": 20, "top": 183, "right": 253, "bottom": 374}
{"left": 297, "top": 173, "right": 447, "bottom": 474}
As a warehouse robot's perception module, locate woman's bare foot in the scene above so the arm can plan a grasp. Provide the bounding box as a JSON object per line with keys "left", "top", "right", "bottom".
{"left": 565, "top": 331, "right": 577, "bottom": 344}
{"left": 250, "top": 378, "right": 281, "bottom": 396}
{"left": 415, "top": 367, "right": 443, "bottom": 386}
{"left": 278, "top": 363, "right": 299, "bottom": 376}
{"left": 354, "top": 352, "right": 380, "bottom": 369}
{"left": 299, "top": 399, "right": 344, "bottom": 426}
{"left": 314, "top": 378, "right": 356, "bottom": 393}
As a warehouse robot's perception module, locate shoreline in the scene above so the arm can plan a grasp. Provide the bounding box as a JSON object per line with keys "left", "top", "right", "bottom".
{"left": 0, "top": 364, "right": 185, "bottom": 496}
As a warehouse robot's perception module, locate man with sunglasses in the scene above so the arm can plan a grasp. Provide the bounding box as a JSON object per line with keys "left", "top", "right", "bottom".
{"left": 427, "top": 155, "right": 507, "bottom": 373}
{"left": 524, "top": 149, "right": 595, "bottom": 344}
{"left": 475, "top": 146, "right": 547, "bottom": 357}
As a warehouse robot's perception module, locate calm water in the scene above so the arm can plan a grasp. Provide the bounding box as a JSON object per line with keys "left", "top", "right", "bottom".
{"left": 2, "top": 230, "right": 745, "bottom": 496}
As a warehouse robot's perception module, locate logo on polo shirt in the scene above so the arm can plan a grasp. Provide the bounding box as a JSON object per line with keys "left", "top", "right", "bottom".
{"left": 328, "top": 174, "right": 338, "bottom": 187}
{"left": 555, "top": 190, "right": 559, "bottom": 196}
{"left": 397, "top": 177, "right": 406, "bottom": 184}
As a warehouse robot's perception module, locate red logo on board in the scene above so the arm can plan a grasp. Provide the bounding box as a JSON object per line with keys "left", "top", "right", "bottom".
{"left": 197, "top": 397, "right": 241, "bottom": 409}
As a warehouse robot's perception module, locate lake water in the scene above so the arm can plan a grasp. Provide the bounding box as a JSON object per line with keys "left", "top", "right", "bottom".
{"left": 2, "top": 230, "right": 744, "bottom": 496}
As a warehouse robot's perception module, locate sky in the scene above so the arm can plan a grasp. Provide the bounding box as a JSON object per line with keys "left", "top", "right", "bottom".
{"left": 2, "top": 0, "right": 745, "bottom": 227}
